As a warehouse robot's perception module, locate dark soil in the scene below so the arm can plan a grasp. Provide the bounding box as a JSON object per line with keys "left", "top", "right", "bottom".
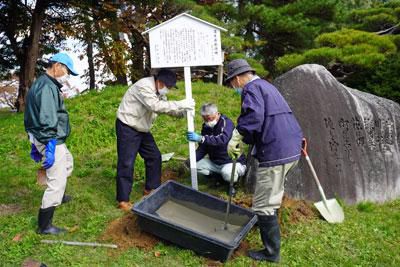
{"left": 160, "top": 169, "right": 179, "bottom": 183}
{"left": 101, "top": 213, "right": 158, "bottom": 250}
{"left": 0, "top": 204, "right": 22, "bottom": 216}
{"left": 280, "top": 195, "right": 318, "bottom": 224}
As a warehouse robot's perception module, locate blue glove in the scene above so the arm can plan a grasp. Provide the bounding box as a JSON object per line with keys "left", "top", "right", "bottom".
{"left": 42, "top": 139, "right": 57, "bottom": 169}
{"left": 186, "top": 131, "right": 202, "bottom": 143}
{"left": 30, "top": 143, "right": 43, "bottom": 163}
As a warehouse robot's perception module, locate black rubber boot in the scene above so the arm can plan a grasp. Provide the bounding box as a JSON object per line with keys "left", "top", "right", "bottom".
{"left": 37, "top": 206, "right": 66, "bottom": 235}
{"left": 248, "top": 214, "right": 281, "bottom": 262}
{"left": 226, "top": 183, "right": 238, "bottom": 196}
{"left": 61, "top": 194, "right": 72, "bottom": 204}
{"left": 211, "top": 173, "right": 225, "bottom": 187}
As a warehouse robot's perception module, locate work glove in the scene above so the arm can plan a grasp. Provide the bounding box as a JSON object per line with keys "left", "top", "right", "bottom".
{"left": 227, "top": 129, "right": 244, "bottom": 159}
{"left": 42, "top": 139, "right": 57, "bottom": 169}
{"left": 177, "top": 98, "right": 195, "bottom": 111}
{"left": 30, "top": 143, "right": 43, "bottom": 163}
{"left": 187, "top": 131, "right": 203, "bottom": 143}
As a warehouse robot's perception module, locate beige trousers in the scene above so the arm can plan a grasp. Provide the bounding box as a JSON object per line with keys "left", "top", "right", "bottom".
{"left": 32, "top": 138, "right": 74, "bottom": 209}
{"left": 252, "top": 160, "right": 298, "bottom": 215}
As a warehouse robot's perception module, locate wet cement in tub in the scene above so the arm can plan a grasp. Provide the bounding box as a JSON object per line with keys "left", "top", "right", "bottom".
{"left": 155, "top": 198, "right": 250, "bottom": 244}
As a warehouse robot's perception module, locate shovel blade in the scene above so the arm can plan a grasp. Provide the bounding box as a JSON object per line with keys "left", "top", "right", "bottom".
{"left": 314, "top": 199, "right": 344, "bottom": 223}
{"left": 161, "top": 152, "right": 175, "bottom": 162}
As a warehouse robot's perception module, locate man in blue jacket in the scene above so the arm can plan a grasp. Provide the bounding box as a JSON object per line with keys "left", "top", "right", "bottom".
{"left": 187, "top": 103, "right": 246, "bottom": 191}
{"left": 24, "top": 52, "right": 78, "bottom": 235}
{"left": 225, "top": 59, "right": 303, "bottom": 262}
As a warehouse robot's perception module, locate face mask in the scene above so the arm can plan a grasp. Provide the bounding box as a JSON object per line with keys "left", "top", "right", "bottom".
{"left": 56, "top": 74, "right": 69, "bottom": 84}
{"left": 158, "top": 87, "right": 169, "bottom": 96}
{"left": 206, "top": 119, "right": 218, "bottom": 128}
{"left": 235, "top": 88, "right": 243, "bottom": 95}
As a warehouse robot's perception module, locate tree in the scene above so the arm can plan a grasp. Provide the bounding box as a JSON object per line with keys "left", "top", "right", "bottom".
{"left": 366, "top": 53, "right": 400, "bottom": 103}
{"left": 0, "top": 0, "right": 73, "bottom": 112}
{"left": 275, "top": 1, "right": 400, "bottom": 102}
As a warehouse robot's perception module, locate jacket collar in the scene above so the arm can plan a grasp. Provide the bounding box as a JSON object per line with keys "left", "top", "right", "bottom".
{"left": 44, "top": 73, "right": 63, "bottom": 91}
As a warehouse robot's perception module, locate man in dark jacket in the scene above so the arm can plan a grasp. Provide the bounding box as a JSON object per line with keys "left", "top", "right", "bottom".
{"left": 225, "top": 59, "right": 303, "bottom": 262}
{"left": 187, "top": 103, "right": 246, "bottom": 188}
{"left": 24, "top": 52, "right": 78, "bottom": 235}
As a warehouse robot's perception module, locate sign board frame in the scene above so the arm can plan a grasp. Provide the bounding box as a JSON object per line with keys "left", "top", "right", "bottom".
{"left": 143, "top": 13, "right": 227, "bottom": 190}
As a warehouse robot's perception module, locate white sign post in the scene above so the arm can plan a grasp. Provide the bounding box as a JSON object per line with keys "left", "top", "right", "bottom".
{"left": 143, "top": 13, "right": 227, "bottom": 190}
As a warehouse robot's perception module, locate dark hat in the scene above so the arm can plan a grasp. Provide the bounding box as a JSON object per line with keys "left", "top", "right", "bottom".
{"left": 156, "top": 69, "right": 177, "bottom": 88}
{"left": 225, "top": 59, "right": 255, "bottom": 82}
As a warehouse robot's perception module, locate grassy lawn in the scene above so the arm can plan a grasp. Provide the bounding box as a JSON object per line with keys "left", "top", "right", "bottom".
{"left": 0, "top": 82, "right": 399, "bottom": 266}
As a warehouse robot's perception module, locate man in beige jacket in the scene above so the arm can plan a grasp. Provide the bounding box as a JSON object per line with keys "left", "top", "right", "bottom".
{"left": 116, "top": 69, "right": 194, "bottom": 211}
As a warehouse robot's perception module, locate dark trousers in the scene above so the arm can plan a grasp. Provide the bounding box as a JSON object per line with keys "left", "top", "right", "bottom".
{"left": 116, "top": 119, "right": 161, "bottom": 202}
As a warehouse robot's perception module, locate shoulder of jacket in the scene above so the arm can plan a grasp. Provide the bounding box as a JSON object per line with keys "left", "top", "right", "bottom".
{"left": 135, "top": 77, "right": 155, "bottom": 88}
{"left": 35, "top": 75, "right": 58, "bottom": 92}
{"left": 221, "top": 114, "right": 233, "bottom": 124}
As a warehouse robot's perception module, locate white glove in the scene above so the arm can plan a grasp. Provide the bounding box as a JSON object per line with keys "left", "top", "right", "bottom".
{"left": 177, "top": 98, "right": 195, "bottom": 111}
{"left": 228, "top": 129, "right": 244, "bottom": 159}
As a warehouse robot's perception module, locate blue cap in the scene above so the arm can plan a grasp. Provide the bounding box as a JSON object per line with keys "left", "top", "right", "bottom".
{"left": 49, "top": 52, "right": 79, "bottom": 76}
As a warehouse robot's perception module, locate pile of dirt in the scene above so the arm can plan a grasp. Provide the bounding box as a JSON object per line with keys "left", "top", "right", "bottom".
{"left": 161, "top": 170, "right": 179, "bottom": 183}
{"left": 0, "top": 204, "right": 22, "bottom": 216}
{"left": 232, "top": 194, "right": 317, "bottom": 224}
{"left": 233, "top": 194, "right": 253, "bottom": 209}
{"left": 101, "top": 213, "right": 158, "bottom": 250}
{"left": 280, "top": 195, "right": 318, "bottom": 223}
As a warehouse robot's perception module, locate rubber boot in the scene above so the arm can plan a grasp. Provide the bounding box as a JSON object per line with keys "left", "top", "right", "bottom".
{"left": 248, "top": 214, "right": 281, "bottom": 262}
{"left": 37, "top": 206, "right": 66, "bottom": 235}
{"left": 211, "top": 173, "right": 224, "bottom": 188}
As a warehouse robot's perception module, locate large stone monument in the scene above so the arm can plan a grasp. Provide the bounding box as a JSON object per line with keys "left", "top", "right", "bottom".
{"left": 271, "top": 64, "right": 400, "bottom": 204}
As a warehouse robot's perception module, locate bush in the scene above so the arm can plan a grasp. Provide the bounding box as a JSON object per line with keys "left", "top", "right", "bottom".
{"left": 275, "top": 53, "right": 306, "bottom": 74}
{"left": 365, "top": 53, "right": 400, "bottom": 103}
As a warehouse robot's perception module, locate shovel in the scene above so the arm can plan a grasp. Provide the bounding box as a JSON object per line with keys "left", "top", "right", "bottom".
{"left": 301, "top": 138, "right": 344, "bottom": 223}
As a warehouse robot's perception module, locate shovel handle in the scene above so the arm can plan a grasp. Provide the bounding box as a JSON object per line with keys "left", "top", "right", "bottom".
{"left": 301, "top": 138, "right": 308, "bottom": 157}
{"left": 301, "top": 138, "right": 329, "bottom": 205}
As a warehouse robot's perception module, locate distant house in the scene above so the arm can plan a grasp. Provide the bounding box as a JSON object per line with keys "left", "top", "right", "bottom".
{"left": 0, "top": 75, "right": 18, "bottom": 109}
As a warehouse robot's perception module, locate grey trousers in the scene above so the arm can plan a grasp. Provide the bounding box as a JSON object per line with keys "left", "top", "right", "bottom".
{"left": 252, "top": 160, "right": 298, "bottom": 215}
{"left": 32, "top": 138, "right": 74, "bottom": 209}
{"left": 196, "top": 158, "right": 246, "bottom": 183}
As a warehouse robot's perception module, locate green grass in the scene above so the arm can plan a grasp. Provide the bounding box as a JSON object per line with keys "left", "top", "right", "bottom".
{"left": 1, "top": 82, "right": 399, "bottom": 266}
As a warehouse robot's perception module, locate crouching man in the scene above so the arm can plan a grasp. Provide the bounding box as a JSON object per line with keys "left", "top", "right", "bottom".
{"left": 186, "top": 103, "right": 246, "bottom": 192}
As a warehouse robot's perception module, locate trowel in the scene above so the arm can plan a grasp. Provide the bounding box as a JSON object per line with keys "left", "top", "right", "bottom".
{"left": 161, "top": 152, "right": 187, "bottom": 162}
{"left": 161, "top": 152, "right": 175, "bottom": 162}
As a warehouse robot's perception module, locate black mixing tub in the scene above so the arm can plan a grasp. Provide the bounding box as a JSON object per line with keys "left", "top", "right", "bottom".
{"left": 132, "top": 180, "right": 257, "bottom": 262}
